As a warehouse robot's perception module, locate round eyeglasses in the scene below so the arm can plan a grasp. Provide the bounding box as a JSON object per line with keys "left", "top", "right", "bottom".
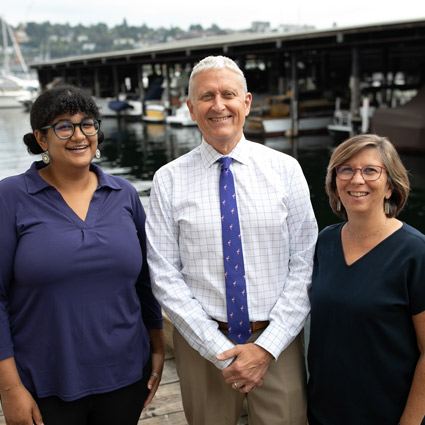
{"left": 335, "top": 165, "right": 386, "bottom": 181}
{"left": 41, "top": 118, "right": 101, "bottom": 140}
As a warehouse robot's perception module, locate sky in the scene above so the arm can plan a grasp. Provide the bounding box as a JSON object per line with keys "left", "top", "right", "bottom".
{"left": 2, "top": 0, "right": 425, "bottom": 31}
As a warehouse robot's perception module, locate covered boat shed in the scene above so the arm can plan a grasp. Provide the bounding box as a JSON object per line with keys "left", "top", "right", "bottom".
{"left": 30, "top": 18, "right": 425, "bottom": 123}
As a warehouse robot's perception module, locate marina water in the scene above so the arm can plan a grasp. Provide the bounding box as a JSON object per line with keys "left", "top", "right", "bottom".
{"left": 1, "top": 108, "right": 424, "bottom": 233}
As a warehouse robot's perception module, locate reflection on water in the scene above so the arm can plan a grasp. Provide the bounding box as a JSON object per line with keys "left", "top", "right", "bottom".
{"left": 1, "top": 109, "right": 424, "bottom": 233}
{"left": 0, "top": 109, "right": 34, "bottom": 180}
{"left": 99, "top": 119, "right": 202, "bottom": 196}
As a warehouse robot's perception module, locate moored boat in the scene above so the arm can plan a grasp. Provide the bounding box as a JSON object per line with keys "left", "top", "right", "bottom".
{"left": 143, "top": 101, "right": 167, "bottom": 123}
{"left": 95, "top": 94, "right": 143, "bottom": 118}
{"left": 165, "top": 105, "right": 197, "bottom": 126}
{"left": 0, "top": 75, "right": 38, "bottom": 109}
{"left": 244, "top": 95, "right": 334, "bottom": 137}
{"left": 371, "top": 85, "right": 425, "bottom": 152}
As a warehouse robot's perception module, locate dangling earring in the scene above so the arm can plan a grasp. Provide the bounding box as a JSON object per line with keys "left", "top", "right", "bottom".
{"left": 95, "top": 149, "right": 101, "bottom": 159}
{"left": 42, "top": 151, "right": 50, "bottom": 165}
{"left": 385, "top": 199, "right": 390, "bottom": 215}
{"left": 337, "top": 199, "right": 341, "bottom": 211}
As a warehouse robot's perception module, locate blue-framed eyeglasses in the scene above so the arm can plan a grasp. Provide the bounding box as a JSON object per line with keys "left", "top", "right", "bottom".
{"left": 335, "top": 164, "right": 386, "bottom": 181}
{"left": 41, "top": 118, "right": 101, "bottom": 140}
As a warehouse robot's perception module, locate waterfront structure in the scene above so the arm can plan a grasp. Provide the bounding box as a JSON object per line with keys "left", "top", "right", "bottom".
{"left": 30, "top": 19, "right": 425, "bottom": 137}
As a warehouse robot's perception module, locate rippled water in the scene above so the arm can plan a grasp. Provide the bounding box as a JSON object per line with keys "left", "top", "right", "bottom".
{"left": 1, "top": 108, "right": 424, "bottom": 232}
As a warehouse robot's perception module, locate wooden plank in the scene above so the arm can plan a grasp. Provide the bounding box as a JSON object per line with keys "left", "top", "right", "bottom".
{"left": 238, "top": 415, "right": 249, "bottom": 425}
{"left": 141, "top": 382, "right": 183, "bottom": 419}
{"left": 160, "top": 357, "right": 179, "bottom": 385}
{"left": 139, "top": 411, "right": 188, "bottom": 425}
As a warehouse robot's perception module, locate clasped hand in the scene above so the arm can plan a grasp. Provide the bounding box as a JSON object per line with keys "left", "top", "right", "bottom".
{"left": 216, "top": 343, "right": 273, "bottom": 393}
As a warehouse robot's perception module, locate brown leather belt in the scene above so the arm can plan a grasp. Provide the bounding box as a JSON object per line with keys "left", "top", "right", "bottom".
{"left": 214, "top": 319, "right": 269, "bottom": 333}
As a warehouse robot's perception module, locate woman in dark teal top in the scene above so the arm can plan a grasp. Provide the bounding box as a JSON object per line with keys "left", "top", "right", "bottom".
{"left": 307, "top": 134, "right": 425, "bottom": 425}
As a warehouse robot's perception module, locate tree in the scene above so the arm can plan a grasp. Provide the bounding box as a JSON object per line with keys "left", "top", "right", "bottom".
{"left": 189, "top": 24, "right": 203, "bottom": 32}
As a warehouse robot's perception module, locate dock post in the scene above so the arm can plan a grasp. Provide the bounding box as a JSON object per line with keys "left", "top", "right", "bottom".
{"left": 290, "top": 53, "right": 299, "bottom": 139}
{"left": 349, "top": 47, "right": 361, "bottom": 136}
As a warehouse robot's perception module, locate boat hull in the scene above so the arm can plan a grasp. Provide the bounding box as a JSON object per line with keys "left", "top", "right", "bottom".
{"left": 143, "top": 103, "right": 167, "bottom": 123}
{"left": 165, "top": 106, "right": 197, "bottom": 126}
{"left": 244, "top": 115, "right": 332, "bottom": 137}
{"left": 371, "top": 85, "right": 425, "bottom": 152}
{"left": 0, "top": 90, "right": 35, "bottom": 109}
{"left": 95, "top": 96, "right": 142, "bottom": 118}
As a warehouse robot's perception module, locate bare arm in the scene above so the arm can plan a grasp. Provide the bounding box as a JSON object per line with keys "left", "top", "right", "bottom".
{"left": 0, "top": 357, "right": 43, "bottom": 425}
{"left": 143, "top": 328, "right": 166, "bottom": 408}
{"left": 399, "top": 310, "right": 425, "bottom": 425}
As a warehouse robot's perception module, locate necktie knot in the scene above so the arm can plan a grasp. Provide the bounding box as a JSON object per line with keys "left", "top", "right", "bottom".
{"left": 218, "top": 156, "right": 233, "bottom": 170}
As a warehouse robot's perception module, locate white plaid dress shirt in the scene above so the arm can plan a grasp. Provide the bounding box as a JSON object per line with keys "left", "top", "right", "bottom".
{"left": 146, "top": 136, "right": 318, "bottom": 368}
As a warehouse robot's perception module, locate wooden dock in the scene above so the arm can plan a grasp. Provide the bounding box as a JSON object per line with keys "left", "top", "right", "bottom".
{"left": 139, "top": 344, "right": 248, "bottom": 424}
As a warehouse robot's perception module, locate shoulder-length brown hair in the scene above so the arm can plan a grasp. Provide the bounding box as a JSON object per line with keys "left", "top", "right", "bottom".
{"left": 325, "top": 134, "right": 410, "bottom": 220}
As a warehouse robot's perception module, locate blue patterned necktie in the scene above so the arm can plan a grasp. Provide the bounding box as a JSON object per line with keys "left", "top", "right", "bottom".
{"left": 218, "top": 157, "right": 251, "bottom": 344}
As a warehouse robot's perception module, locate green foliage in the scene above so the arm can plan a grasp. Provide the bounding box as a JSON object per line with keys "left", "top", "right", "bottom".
{"left": 8, "top": 20, "right": 229, "bottom": 61}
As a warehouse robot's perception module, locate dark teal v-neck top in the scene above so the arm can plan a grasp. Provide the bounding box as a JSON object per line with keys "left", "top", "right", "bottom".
{"left": 308, "top": 222, "right": 425, "bottom": 425}
{"left": 0, "top": 161, "right": 162, "bottom": 401}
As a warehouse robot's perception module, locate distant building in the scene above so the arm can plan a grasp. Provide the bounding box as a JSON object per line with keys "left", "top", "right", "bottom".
{"left": 277, "top": 24, "right": 316, "bottom": 33}
{"left": 134, "top": 40, "right": 150, "bottom": 49}
{"left": 77, "top": 35, "right": 89, "bottom": 43}
{"left": 61, "top": 35, "right": 73, "bottom": 43}
{"left": 82, "top": 43, "right": 96, "bottom": 52}
{"left": 113, "top": 38, "right": 135, "bottom": 46}
{"left": 251, "top": 21, "right": 271, "bottom": 33}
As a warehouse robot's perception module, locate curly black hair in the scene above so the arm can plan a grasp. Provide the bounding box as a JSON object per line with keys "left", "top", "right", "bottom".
{"left": 23, "top": 84, "right": 105, "bottom": 155}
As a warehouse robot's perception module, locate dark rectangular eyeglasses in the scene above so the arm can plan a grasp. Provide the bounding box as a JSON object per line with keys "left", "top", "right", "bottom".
{"left": 41, "top": 118, "right": 101, "bottom": 140}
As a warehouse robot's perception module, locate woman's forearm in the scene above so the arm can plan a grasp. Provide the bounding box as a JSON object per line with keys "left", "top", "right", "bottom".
{"left": 0, "top": 356, "right": 22, "bottom": 392}
{"left": 400, "top": 354, "right": 425, "bottom": 425}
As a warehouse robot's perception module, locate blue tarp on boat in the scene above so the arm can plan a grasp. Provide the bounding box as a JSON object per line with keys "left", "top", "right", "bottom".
{"left": 108, "top": 100, "right": 135, "bottom": 112}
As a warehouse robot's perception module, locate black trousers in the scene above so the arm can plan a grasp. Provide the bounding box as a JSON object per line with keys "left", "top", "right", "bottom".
{"left": 307, "top": 407, "right": 325, "bottom": 425}
{"left": 34, "top": 358, "right": 152, "bottom": 425}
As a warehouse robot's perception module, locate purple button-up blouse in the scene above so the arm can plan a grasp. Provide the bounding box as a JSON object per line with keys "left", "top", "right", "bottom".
{"left": 0, "top": 161, "right": 162, "bottom": 401}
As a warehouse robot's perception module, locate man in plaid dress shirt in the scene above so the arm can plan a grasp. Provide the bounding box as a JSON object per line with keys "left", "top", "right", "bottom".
{"left": 146, "top": 56, "right": 318, "bottom": 425}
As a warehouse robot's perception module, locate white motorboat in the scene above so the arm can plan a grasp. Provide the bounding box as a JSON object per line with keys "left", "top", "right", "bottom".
{"left": 0, "top": 74, "right": 38, "bottom": 109}
{"left": 165, "top": 105, "right": 197, "bottom": 126}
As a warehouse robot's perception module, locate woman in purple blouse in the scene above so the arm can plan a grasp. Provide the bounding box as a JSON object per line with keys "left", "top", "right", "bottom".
{"left": 0, "top": 85, "right": 164, "bottom": 425}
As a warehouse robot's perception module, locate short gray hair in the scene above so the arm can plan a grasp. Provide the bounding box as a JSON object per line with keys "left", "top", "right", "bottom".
{"left": 187, "top": 56, "right": 248, "bottom": 101}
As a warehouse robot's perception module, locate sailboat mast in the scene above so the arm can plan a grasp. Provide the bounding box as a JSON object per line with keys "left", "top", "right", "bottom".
{"left": 1, "top": 16, "right": 10, "bottom": 74}
{"left": 6, "top": 20, "right": 29, "bottom": 74}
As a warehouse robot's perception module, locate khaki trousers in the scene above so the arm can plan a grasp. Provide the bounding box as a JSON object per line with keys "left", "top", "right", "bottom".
{"left": 173, "top": 327, "right": 307, "bottom": 425}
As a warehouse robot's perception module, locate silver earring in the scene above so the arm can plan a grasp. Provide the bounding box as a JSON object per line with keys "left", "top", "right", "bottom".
{"left": 385, "top": 200, "right": 390, "bottom": 215}
{"left": 95, "top": 149, "right": 101, "bottom": 159}
{"left": 337, "top": 199, "right": 341, "bottom": 211}
{"left": 42, "top": 151, "right": 50, "bottom": 165}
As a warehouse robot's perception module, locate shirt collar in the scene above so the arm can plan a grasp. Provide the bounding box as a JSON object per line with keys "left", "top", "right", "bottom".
{"left": 25, "top": 161, "right": 122, "bottom": 194}
{"left": 200, "top": 135, "right": 251, "bottom": 169}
